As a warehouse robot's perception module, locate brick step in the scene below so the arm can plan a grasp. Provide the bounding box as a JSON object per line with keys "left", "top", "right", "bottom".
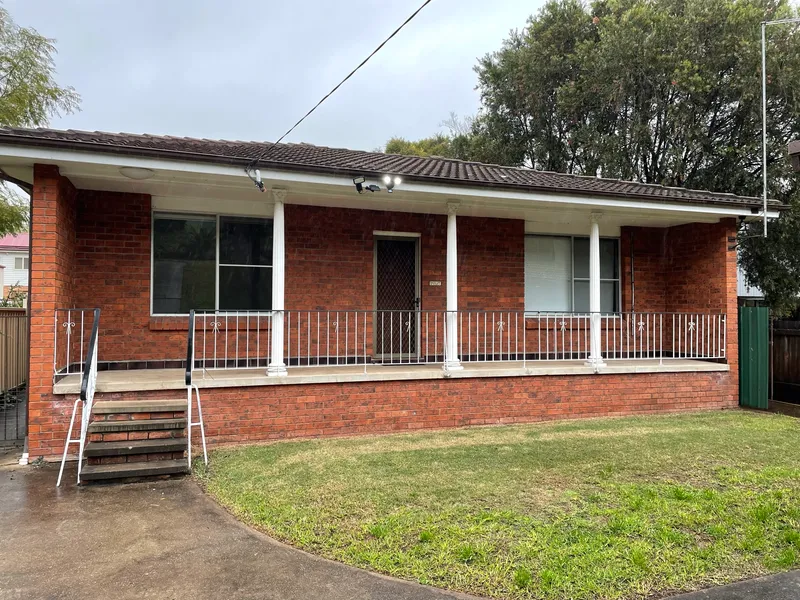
{"left": 84, "top": 438, "right": 187, "bottom": 457}
{"left": 87, "top": 452, "right": 187, "bottom": 466}
{"left": 93, "top": 400, "right": 186, "bottom": 414}
{"left": 81, "top": 459, "right": 189, "bottom": 482}
{"left": 87, "top": 418, "right": 187, "bottom": 434}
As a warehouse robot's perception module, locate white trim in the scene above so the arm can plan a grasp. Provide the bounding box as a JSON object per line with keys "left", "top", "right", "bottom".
{"left": 372, "top": 230, "right": 422, "bottom": 238}
{"left": 1, "top": 144, "right": 779, "bottom": 219}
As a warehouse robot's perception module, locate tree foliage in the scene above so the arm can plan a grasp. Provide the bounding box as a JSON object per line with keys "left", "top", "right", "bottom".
{"left": 386, "top": 0, "right": 800, "bottom": 314}
{"left": 385, "top": 134, "right": 456, "bottom": 158}
{"left": 0, "top": 6, "right": 79, "bottom": 236}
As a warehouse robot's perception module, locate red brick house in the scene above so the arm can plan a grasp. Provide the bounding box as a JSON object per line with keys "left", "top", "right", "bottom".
{"left": 0, "top": 127, "right": 781, "bottom": 482}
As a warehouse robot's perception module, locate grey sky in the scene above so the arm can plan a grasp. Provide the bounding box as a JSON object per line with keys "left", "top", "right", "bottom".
{"left": 5, "top": 1, "right": 542, "bottom": 151}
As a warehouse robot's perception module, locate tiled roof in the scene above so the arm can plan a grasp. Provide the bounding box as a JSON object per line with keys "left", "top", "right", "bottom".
{"left": 0, "top": 127, "right": 776, "bottom": 209}
{"left": 0, "top": 233, "right": 28, "bottom": 251}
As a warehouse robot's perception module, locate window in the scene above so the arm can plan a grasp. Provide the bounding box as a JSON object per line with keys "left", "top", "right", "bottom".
{"left": 151, "top": 213, "right": 273, "bottom": 315}
{"left": 14, "top": 256, "right": 29, "bottom": 270}
{"left": 525, "top": 235, "right": 619, "bottom": 313}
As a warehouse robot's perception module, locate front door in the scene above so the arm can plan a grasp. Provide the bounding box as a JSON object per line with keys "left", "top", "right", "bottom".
{"left": 374, "top": 237, "right": 419, "bottom": 361}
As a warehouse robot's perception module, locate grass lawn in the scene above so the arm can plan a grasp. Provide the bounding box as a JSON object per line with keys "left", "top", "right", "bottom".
{"left": 196, "top": 411, "right": 800, "bottom": 599}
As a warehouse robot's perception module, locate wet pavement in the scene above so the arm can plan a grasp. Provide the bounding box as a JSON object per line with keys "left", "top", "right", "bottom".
{"left": 0, "top": 461, "right": 472, "bottom": 600}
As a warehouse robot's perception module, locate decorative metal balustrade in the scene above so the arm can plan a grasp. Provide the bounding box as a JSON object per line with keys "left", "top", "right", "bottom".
{"left": 185, "top": 310, "right": 727, "bottom": 376}
{"left": 57, "top": 308, "right": 100, "bottom": 487}
{"left": 53, "top": 308, "right": 99, "bottom": 382}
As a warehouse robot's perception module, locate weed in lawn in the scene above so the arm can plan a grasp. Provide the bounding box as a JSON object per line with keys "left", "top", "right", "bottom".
{"left": 457, "top": 543, "right": 478, "bottom": 563}
{"left": 367, "top": 524, "right": 388, "bottom": 539}
{"left": 782, "top": 530, "right": 800, "bottom": 549}
{"left": 751, "top": 502, "right": 777, "bottom": 523}
{"left": 513, "top": 567, "right": 532, "bottom": 589}
{"left": 776, "top": 548, "right": 798, "bottom": 568}
{"left": 418, "top": 530, "right": 434, "bottom": 543}
{"left": 628, "top": 546, "right": 650, "bottom": 572}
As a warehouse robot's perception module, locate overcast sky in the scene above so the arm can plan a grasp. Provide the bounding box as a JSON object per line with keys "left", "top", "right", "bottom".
{"left": 4, "top": 1, "right": 542, "bottom": 151}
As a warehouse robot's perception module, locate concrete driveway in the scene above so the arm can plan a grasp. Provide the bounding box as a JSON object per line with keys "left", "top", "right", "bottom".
{"left": 0, "top": 459, "right": 472, "bottom": 600}
{"left": 1, "top": 454, "right": 798, "bottom": 600}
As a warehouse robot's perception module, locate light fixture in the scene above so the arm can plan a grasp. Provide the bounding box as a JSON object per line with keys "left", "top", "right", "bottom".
{"left": 383, "top": 175, "right": 402, "bottom": 193}
{"left": 119, "top": 166, "right": 155, "bottom": 180}
{"left": 353, "top": 176, "right": 381, "bottom": 194}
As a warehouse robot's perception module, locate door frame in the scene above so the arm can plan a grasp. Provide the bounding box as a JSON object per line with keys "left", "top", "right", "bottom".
{"left": 372, "top": 232, "right": 421, "bottom": 359}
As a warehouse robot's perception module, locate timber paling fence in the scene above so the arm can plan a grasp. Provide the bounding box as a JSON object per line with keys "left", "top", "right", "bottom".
{"left": 0, "top": 308, "right": 28, "bottom": 444}
{"left": 772, "top": 320, "right": 800, "bottom": 405}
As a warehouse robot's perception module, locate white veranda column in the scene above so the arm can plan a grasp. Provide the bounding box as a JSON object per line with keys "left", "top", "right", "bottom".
{"left": 586, "top": 212, "right": 606, "bottom": 369}
{"left": 444, "top": 201, "right": 463, "bottom": 372}
{"left": 268, "top": 188, "right": 287, "bottom": 376}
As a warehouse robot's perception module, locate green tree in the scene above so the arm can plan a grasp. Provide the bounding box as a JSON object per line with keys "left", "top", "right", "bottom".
{"left": 0, "top": 6, "right": 79, "bottom": 236}
{"left": 385, "top": 134, "right": 456, "bottom": 158}
{"left": 393, "top": 0, "right": 800, "bottom": 314}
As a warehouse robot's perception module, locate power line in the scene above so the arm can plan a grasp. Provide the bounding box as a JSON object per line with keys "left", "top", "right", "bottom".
{"left": 246, "top": 0, "right": 435, "bottom": 189}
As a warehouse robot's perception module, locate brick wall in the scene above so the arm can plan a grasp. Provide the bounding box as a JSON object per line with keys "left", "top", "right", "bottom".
{"left": 73, "top": 190, "right": 159, "bottom": 361}
{"left": 26, "top": 166, "right": 740, "bottom": 458}
{"left": 61, "top": 370, "right": 734, "bottom": 456}
{"left": 28, "top": 165, "right": 78, "bottom": 455}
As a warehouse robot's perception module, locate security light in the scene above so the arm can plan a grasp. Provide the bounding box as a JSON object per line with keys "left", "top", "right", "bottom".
{"left": 353, "top": 176, "right": 366, "bottom": 193}
{"left": 384, "top": 175, "right": 402, "bottom": 193}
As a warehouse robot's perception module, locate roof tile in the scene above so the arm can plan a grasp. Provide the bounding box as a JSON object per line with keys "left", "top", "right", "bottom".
{"left": 0, "top": 127, "right": 775, "bottom": 209}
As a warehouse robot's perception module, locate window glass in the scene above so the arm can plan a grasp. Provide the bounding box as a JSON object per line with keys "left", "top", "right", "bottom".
{"left": 524, "top": 236, "right": 572, "bottom": 312}
{"left": 574, "top": 280, "right": 589, "bottom": 312}
{"left": 220, "top": 217, "right": 273, "bottom": 266}
{"left": 573, "top": 238, "right": 589, "bottom": 279}
{"left": 152, "top": 216, "right": 216, "bottom": 314}
{"left": 600, "top": 238, "right": 619, "bottom": 279}
{"left": 601, "top": 280, "right": 618, "bottom": 313}
{"left": 219, "top": 266, "right": 272, "bottom": 310}
{"left": 526, "top": 235, "right": 620, "bottom": 313}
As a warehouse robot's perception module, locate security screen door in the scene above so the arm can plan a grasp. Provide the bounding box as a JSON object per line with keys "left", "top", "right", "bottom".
{"left": 374, "top": 238, "right": 420, "bottom": 361}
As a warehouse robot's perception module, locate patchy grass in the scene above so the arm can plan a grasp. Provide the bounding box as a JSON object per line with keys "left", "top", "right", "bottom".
{"left": 196, "top": 411, "right": 800, "bottom": 599}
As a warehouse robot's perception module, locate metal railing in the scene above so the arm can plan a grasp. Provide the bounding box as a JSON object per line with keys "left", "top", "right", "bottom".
{"left": 53, "top": 308, "right": 98, "bottom": 382}
{"left": 57, "top": 308, "right": 100, "bottom": 487}
{"left": 187, "top": 310, "right": 727, "bottom": 375}
{"left": 185, "top": 311, "right": 208, "bottom": 468}
{"left": 192, "top": 310, "right": 273, "bottom": 372}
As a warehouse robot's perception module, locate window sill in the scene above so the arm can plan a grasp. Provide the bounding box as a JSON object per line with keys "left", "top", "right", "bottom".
{"left": 149, "top": 316, "right": 273, "bottom": 332}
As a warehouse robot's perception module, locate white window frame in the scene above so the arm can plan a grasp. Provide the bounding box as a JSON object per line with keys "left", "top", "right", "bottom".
{"left": 14, "top": 256, "right": 29, "bottom": 270}
{"left": 150, "top": 212, "right": 274, "bottom": 316}
{"left": 524, "top": 234, "right": 621, "bottom": 315}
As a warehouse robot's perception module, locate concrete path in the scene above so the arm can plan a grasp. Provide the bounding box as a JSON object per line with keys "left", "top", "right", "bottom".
{"left": 1, "top": 457, "right": 798, "bottom": 600}
{"left": 0, "top": 461, "right": 473, "bottom": 600}
{"left": 670, "top": 571, "right": 800, "bottom": 599}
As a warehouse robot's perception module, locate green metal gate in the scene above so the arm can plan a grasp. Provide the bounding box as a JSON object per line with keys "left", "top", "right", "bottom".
{"left": 739, "top": 306, "right": 769, "bottom": 409}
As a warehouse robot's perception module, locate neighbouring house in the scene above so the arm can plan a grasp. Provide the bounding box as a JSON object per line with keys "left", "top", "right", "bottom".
{"left": 0, "top": 232, "right": 29, "bottom": 297}
{"left": 0, "top": 127, "right": 783, "bottom": 480}
{"left": 737, "top": 261, "right": 764, "bottom": 303}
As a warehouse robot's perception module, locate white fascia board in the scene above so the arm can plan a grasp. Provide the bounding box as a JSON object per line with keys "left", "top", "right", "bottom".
{"left": 0, "top": 143, "right": 778, "bottom": 219}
